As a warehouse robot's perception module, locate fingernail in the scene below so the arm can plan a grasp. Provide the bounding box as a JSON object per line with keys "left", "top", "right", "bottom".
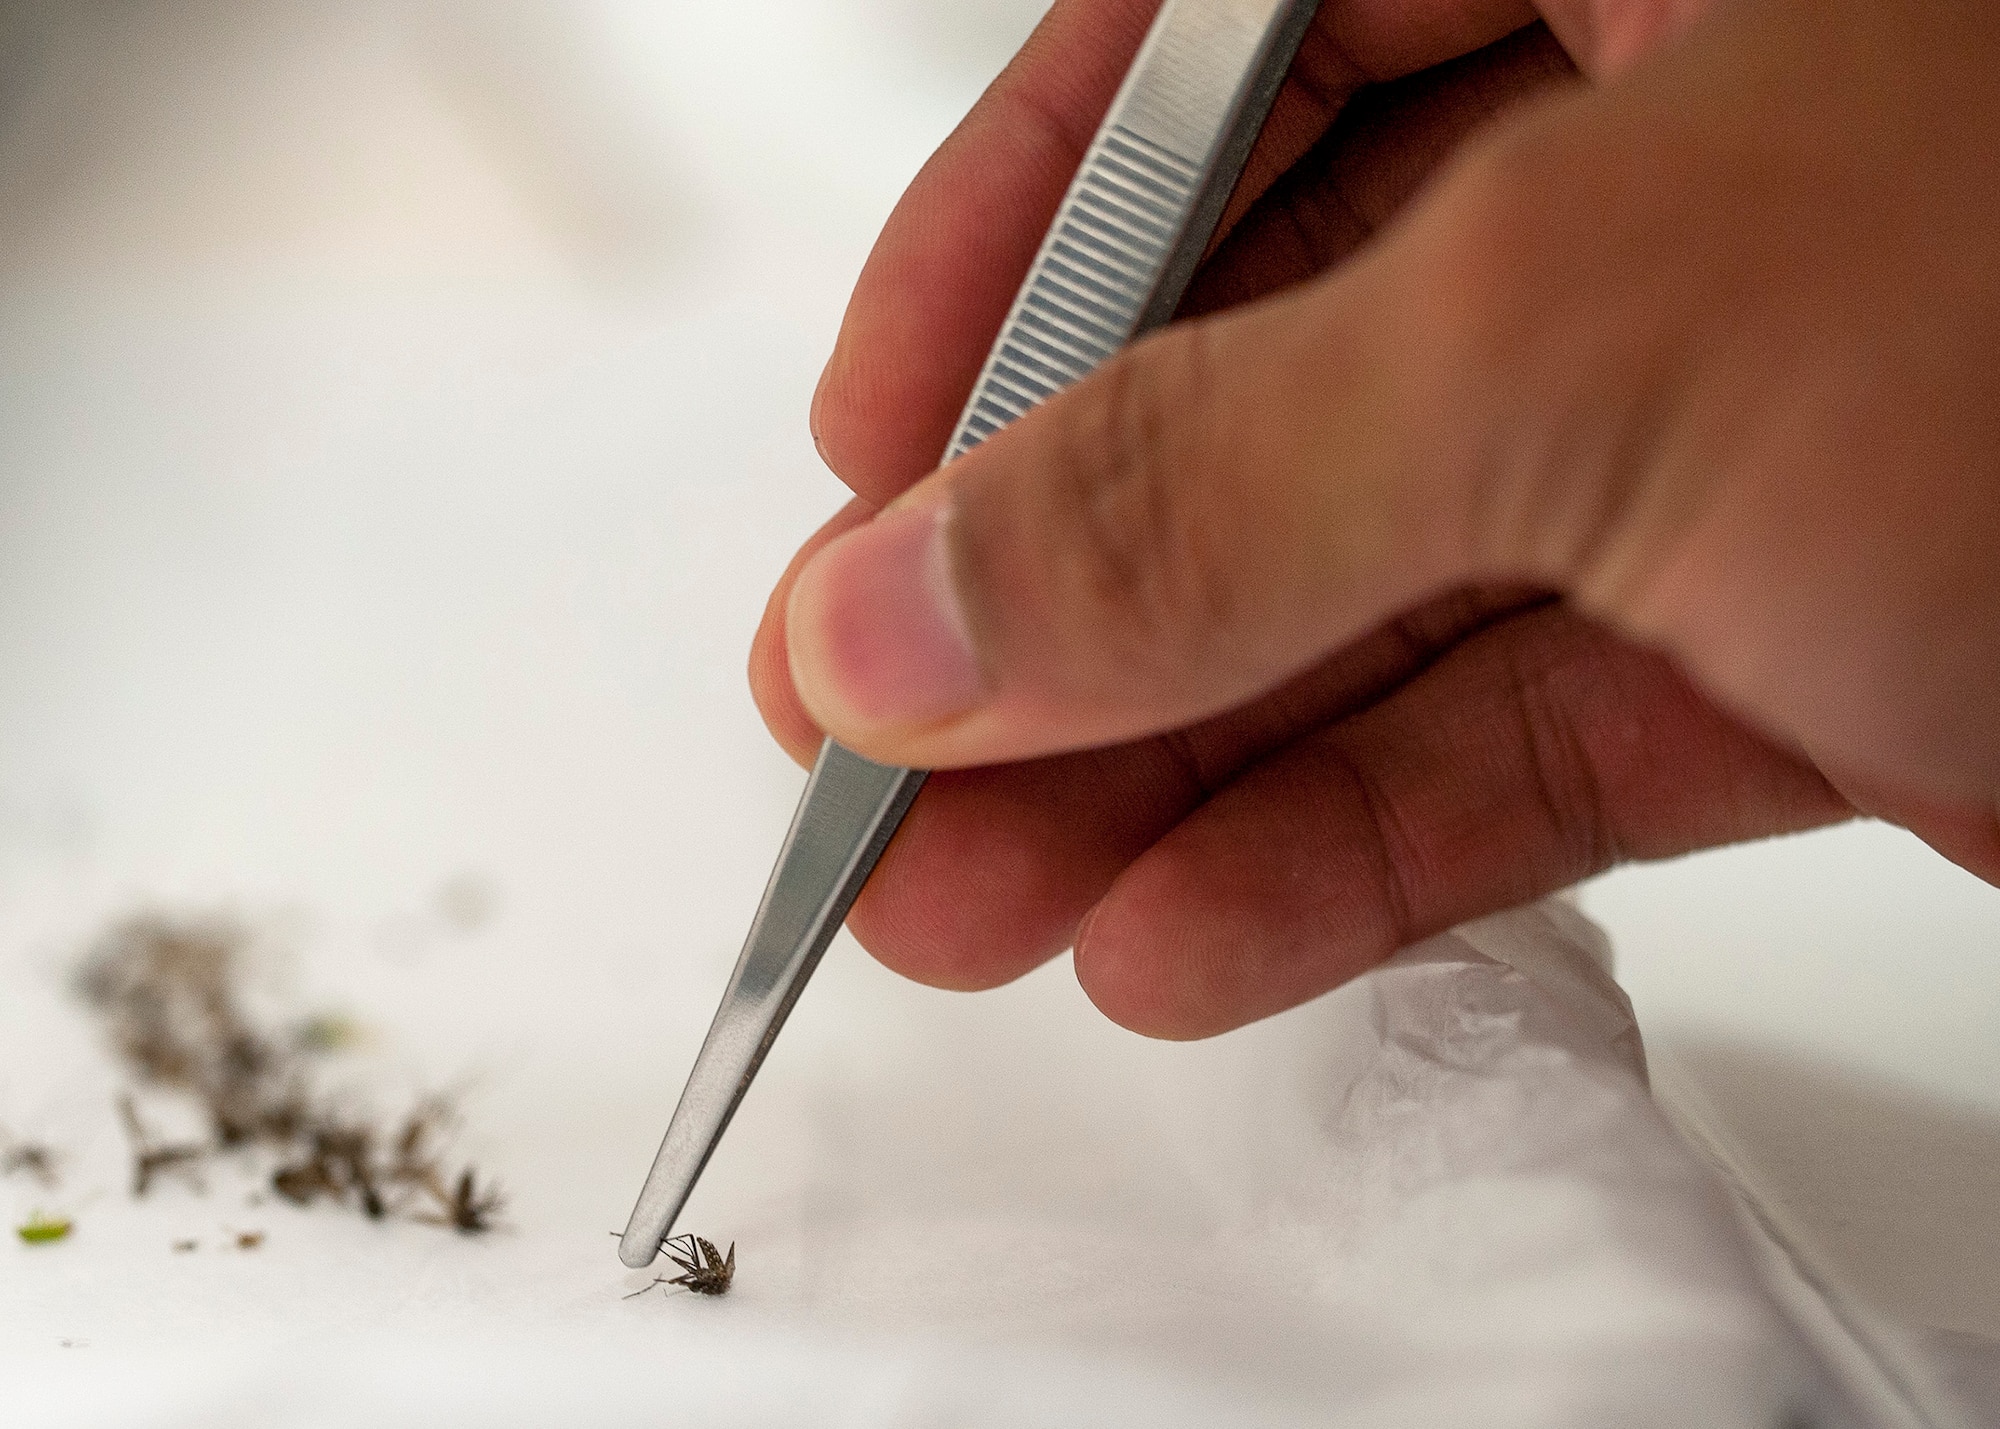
{"left": 809, "top": 344, "right": 842, "bottom": 468}
{"left": 787, "top": 499, "right": 985, "bottom": 734}
{"left": 808, "top": 369, "right": 830, "bottom": 466}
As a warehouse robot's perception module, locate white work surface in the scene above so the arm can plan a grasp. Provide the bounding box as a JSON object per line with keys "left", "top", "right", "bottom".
{"left": 1, "top": 3, "right": 1996, "bottom": 1423}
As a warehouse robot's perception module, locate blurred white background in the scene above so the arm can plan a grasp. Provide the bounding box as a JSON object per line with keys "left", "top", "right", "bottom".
{"left": 0, "top": 0, "right": 1993, "bottom": 1407}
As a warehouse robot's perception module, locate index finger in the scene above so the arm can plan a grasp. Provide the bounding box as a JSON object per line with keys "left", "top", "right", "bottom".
{"left": 811, "top": 0, "right": 1537, "bottom": 505}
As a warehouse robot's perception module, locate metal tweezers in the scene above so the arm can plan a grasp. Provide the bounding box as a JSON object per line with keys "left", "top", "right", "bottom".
{"left": 620, "top": 0, "right": 1323, "bottom": 1269}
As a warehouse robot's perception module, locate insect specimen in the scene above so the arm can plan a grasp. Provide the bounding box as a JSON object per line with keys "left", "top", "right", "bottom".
{"left": 379, "top": 1096, "right": 459, "bottom": 1210}
{"left": 271, "top": 1122, "right": 384, "bottom": 1216}
{"left": 173, "top": 1240, "right": 198, "bottom": 1253}
{"left": 119, "top": 1097, "right": 207, "bottom": 1197}
{"left": 270, "top": 1157, "right": 336, "bottom": 1206}
{"left": 626, "top": 1234, "right": 735, "bottom": 1298}
{"left": 78, "top": 914, "right": 290, "bottom": 1144}
{"left": 16, "top": 1213, "right": 72, "bottom": 1245}
{"left": 323, "top": 1124, "right": 384, "bottom": 1218}
{"left": 414, "top": 1167, "right": 504, "bottom": 1234}
{"left": 1, "top": 1141, "right": 57, "bottom": 1187}
{"left": 234, "top": 1231, "right": 265, "bottom": 1250}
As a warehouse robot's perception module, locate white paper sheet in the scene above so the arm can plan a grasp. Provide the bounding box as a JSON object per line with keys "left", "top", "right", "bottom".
{"left": 3, "top": 899, "right": 1977, "bottom": 1427}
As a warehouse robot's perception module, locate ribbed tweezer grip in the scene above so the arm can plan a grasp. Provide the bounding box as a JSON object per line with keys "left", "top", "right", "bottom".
{"left": 944, "top": 124, "right": 1201, "bottom": 462}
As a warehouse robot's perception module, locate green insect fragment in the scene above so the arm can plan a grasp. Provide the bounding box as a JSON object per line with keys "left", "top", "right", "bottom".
{"left": 292, "top": 1011, "right": 366, "bottom": 1054}
{"left": 17, "top": 1214, "right": 73, "bottom": 1245}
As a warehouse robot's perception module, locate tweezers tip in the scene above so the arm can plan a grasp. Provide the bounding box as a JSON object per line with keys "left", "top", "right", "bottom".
{"left": 617, "top": 1227, "right": 660, "bottom": 1268}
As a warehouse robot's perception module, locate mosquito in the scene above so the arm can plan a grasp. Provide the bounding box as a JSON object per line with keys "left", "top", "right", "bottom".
{"left": 415, "top": 1167, "right": 504, "bottom": 1234}
{"left": 626, "top": 1233, "right": 735, "bottom": 1298}
{"left": 119, "top": 1096, "right": 206, "bottom": 1197}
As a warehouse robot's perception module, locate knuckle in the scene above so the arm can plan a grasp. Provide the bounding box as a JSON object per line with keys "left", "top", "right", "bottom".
{"left": 1393, "top": 133, "right": 1572, "bottom": 577}
{"left": 1424, "top": 130, "right": 1566, "bottom": 369}
{"left": 1053, "top": 328, "right": 1236, "bottom": 683}
{"left": 1419, "top": 115, "right": 1674, "bottom": 588}
{"left": 1511, "top": 652, "right": 1619, "bottom": 879}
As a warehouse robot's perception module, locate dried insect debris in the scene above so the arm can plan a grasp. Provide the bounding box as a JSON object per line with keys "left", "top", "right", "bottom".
{"left": 412, "top": 1167, "right": 505, "bottom": 1234}
{"left": 16, "top": 1212, "right": 72, "bottom": 1245}
{"left": 290, "top": 1011, "right": 365, "bottom": 1055}
{"left": 119, "top": 1096, "right": 207, "bottom": 1197}
{"left": 627, "top": 1233, "right": 735, "bottom": 1299}
{"left": 77, "top": 912, "right": 502, "bottom": 1235}
{"left": 0, "top": 1128, "right": 58, "bottom": 1188}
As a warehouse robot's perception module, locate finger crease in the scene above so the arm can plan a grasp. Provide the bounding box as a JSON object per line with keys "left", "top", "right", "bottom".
{"left": 1283, "top": 169, "right": 1379, "bottom": 270}
{"left": 989, "top": 72, "right": 1098, "bottom": 197}
{"left": 1510, "top": 651, "right": 1620, "bottom": 876}
{"left": 1338, "top": 591, "right": 1559, "bottom": 729}
{"left": 1314, "top": 20, "right": 1395, "bottom": 88}
{"left": 1284, "top": 33, "right": 1364, "bottom": 117}
{"left": 1328, "top": 737, "right": 1421, "bottom": 950}
{"left": 1158, "top": 726, "right": 1220, "bottom": 801}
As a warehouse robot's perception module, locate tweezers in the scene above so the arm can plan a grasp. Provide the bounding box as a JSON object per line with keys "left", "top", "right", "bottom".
{"left": 620, "top": 0, "right": 1324, "bottom": 1269}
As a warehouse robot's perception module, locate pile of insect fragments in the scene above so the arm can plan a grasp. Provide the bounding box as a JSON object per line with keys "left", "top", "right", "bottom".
{"left": 76, "top": 911, "right": 501, "bottom": 1234}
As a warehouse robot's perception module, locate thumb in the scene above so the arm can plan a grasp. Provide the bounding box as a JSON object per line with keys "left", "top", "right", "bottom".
{"left": 785, "top": 83, "right": 1676, "bottom": 771}
{"left": 1533, "top": 0, "right": 1718, "bottom": 81}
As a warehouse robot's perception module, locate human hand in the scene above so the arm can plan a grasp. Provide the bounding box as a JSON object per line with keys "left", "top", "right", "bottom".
{"left": 751, "top": 0, "right": 2000, "bottom": 1038}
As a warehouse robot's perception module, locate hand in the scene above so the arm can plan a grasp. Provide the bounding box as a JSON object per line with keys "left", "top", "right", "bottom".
{"left": 751, "top": 0, "right": 2000, "bottom": 1039}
